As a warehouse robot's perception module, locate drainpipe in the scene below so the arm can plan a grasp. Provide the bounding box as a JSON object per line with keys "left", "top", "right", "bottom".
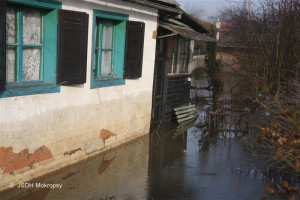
{"left": 123, "top": 0, "right": 183, "bottom": 15}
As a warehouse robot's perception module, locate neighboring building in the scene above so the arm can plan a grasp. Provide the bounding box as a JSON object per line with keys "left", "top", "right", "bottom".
{"left": 0, "top": 0, "right": 212, "bottom": 191}
{"left": 215, "top": 18, "right": 242, "bottom": 71}
{"left": 150, "top": 0, "right": 215, "bottom": 123}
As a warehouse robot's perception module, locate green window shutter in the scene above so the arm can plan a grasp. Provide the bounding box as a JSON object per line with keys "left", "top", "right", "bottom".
{"left": 57, "top": 10, "right": 88, "bottom": 85}
{"left": 0, "top": 0, "right": 6, "bottom": 90}
{"left": 124, "top": 21, "right": 145, "bottom": 79}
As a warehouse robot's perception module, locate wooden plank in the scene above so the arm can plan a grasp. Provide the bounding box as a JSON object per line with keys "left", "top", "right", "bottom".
{"left": 174, "top": 105, "right": 196, "bottom": 111}
{"left": 175, "top": 107, "right": 195, "bottom": 114}
{"left": 178, "top": 115, "right": 198, "bottom": 123}
{"left": 175, "top": 108, "right": 196, "bottom": 115}
{"left": 176, "top": 108, "right": 196, "bottom": 115}
{"left": 177, "top": 111, "right": 197, "bottom": 119}
{"left": 176, "top": 119, "right": 197, "bottom": 132}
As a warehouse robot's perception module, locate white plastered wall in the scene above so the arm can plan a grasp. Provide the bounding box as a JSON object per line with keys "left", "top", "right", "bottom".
{"left": 0, "top": 0, "right": 157, "bottom": 191}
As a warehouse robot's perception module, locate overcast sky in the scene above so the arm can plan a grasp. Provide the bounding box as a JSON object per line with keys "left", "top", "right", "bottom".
{"left": 176, "top": 0, "right": 258, "bottom": 21}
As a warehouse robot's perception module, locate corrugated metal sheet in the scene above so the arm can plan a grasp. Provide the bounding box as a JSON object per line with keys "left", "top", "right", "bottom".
{"left": 160, "top": 24, "right": 216, "bottom": 42}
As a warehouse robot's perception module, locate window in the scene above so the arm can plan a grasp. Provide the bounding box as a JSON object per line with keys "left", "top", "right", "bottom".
{"left": 0, "top": 0, "right": 61, "bottom": 98}
{"left": 95, "top": 19, "right": 115, "bottom": 78}
{"left": 178, "top": 37, "right": 191, "bottom": 73}
{"left": 166, "top": 36, "right": 194, "bottom": 75}
{"left": 6, "top": 6, "right": 43, "bottom": 83}
{"left": 91, "top": 10, "right": 128, "bottom": 89}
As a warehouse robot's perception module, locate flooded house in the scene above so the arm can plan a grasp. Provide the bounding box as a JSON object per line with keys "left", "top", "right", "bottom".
{"left": 0, "top": 0, "right": 211, "bottom": 191}
{"left": 150, "top": 1, "right": 215, "bottom": 124}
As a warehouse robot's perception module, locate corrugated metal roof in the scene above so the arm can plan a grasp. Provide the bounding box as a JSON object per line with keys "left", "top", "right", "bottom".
{"left": 160, "top": 23, "right": 217, "bottom": 42}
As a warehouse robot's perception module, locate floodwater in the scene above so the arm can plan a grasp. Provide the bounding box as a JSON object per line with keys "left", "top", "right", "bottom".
{"left": 148, "top": 123, "right": 280, "bottom": 200}
{"left": 0, "top": 121, "right": 282, "bottom": 200}
{"left": 0, "top": 76, "right": 285, "bottom": 199}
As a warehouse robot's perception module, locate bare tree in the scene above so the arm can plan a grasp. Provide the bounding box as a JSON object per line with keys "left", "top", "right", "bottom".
{"left": 220, "top": 1, "right": 300, "bottom": 198}
{"left": 221, "top": 0, "right": 300, "bottom": 95}
{"left": 180, "top": 1, "right": 206, "bottom": 19}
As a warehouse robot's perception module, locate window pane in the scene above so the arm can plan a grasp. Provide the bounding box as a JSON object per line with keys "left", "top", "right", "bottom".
{"left": 6, "top": 48, "right": 16, "bottom": 82}
{"left": 101, "top": 50, "right": 112, "bottom": 76}
{"left": 102, "top": 21, "right": 113, "bottom": 49}
{"left": 22, "top": 49, "right": 41, "bottom": 81}
{"left": 6, "top": 5, "right": 16, "bottom": 44}
{"left": 23, "top": 8, "right": 41, "bottom": 45}
{"left": 179, "top": 38, "right": 190, "bottom": 73}
{"left": 95, "top": 21, "right": 99, "bottom": 48}
{"left": 180, "top": 39, "right": 187, "bottom": 54}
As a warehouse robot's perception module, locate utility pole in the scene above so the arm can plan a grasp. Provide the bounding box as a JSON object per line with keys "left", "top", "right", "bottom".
{"left": 247, "top": 0, "right": 251, "bottom": 19}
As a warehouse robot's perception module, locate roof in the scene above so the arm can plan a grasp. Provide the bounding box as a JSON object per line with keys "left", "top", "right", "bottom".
{"left": 124, "top": 0, "right": 209, "bottom": 33}
{"left": 123, "top": 0, "right": 182, "bottom": 14}
{"left": 146, "top": 0, "right": 179, "bottom": 6}
{"left": 158, "top": 0, "right": 179, "bottom": 6}
{"left": 181, "top": 12, "right": 209, "bottom": 33}
{"left": 160, "top": 23, "right": 216, "bottom": 42}
{"left": 124, "top": 0, "right": 215, "bottom": 40}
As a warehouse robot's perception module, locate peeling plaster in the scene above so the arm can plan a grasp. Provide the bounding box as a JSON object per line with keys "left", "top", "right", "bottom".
{"left": 100, "top": 129, "right": 116, "bottom": 142}
{"left": 85, "top": 138, "right": 105, "bottom": 154}
{"left": 64, "top": 148, "right": 81, "bottom": 156}
{"left": 0, "top": 145, "right": 53, "bottom": 174}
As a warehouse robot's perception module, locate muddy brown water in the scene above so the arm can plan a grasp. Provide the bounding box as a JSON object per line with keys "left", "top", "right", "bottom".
{"left": 0, "top": 120, "right": 284, "bottom": 200}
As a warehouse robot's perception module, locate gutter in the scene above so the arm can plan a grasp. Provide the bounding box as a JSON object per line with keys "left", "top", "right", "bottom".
{"left": 123, "top": 0, "right": 183, "bottom": 14}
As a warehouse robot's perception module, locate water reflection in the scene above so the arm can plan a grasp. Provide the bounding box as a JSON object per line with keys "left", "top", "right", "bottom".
{"left": 0, "top": 123, "right": 282, "bottom": 200}
{"left": 0, "top": 136, "right": 149, "bottom": 200}
{"left": 148, "top": 123, "right": 280, "bottom": 200}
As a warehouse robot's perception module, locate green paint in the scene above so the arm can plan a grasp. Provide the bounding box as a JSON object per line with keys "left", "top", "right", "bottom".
{"left": 7, "top": 0, "right": 61, "bottom": 9}
{"left": 94, "top": 10, "right": 128, "bottom": 21}
{"left": 1, "top": 0, "right": 61, "bottom": 98}
{"left": 91, "top": 10, "right": 128, "bottom": 89}
{"left": 43, "top": 9, "right": 58, "bottom": 83}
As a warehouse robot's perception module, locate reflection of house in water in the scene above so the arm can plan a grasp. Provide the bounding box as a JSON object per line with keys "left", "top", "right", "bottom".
{"left": 0, "top": 136, "right": 150, "bottom": 200}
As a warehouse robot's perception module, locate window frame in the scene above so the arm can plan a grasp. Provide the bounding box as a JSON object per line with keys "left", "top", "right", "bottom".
{"left": 166, "top": 35, "right": 194, "bottom": 75}
{"left": 6, "top": 5, "right": 44, "bottom": 85}
{"left": 91, "top": 10, "right": 128, "bottom": 89}
{"left": 0, "top": 0, "right": 61, "bottom": 98}
{"left": 95, "top": 19, "right": 115, "bottom": 78}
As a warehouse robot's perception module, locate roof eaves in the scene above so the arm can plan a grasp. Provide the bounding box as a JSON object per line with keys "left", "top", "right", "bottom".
{"left": 181, "top": 12, "right": 209, "bottom": 33}
{"left": 123, "top": 0, "right": 183, "bottom": 14}
{"left": 160, "top": 23, "right": 217, "bottom": 42}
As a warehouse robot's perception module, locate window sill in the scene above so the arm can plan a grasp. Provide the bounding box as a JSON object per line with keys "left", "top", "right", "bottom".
{"left": 0, "top": 83, "right": 60, "bottom": 98}
{"left": 91, "top": 78, "right": 125, "bottom": 89}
